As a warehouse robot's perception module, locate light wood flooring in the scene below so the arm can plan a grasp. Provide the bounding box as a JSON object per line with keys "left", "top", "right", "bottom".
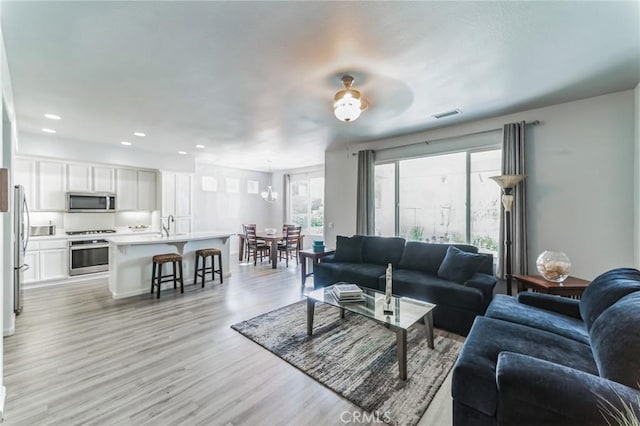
{"left": 3, "top": 258, "right": 454, "bottom": 425}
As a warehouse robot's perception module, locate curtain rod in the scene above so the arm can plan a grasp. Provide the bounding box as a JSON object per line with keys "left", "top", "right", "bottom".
{"left": 351, "top": 120, "right": 540, "bottom": 155}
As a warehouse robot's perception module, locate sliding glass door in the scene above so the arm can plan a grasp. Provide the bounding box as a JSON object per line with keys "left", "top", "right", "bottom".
{"left": 374, "top": 148, "right": 501, "bottom": 255}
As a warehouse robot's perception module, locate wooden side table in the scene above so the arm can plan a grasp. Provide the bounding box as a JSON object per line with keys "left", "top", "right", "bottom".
{"left": 299, "top": 249, "right": 335, "bottom": 286}
{"left": 514, "top": 275, "right": 591, "bottom": 299}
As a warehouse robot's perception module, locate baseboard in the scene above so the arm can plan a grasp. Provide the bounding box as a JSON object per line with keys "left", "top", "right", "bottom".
{"left": 3, "top": 326, "right": 15, "bottom": 337}
{"left": 0, "top": 385, "right": 6, "bottom": 420}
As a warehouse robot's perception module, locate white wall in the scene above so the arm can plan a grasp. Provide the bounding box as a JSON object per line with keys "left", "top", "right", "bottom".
{"left": 325, "top": 90, "right": 636, "bottom": 280}
{"left": 193, "top": 160, "right": 279, "bottom": 254}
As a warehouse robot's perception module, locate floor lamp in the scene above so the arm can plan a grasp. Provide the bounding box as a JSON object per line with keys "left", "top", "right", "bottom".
{"left": 489, "top": 174, "right": 526, "bottom": 296}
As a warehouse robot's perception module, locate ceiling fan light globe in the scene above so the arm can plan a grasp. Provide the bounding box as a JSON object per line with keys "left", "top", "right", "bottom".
{"left": 333, "top": 76, "right": 365, "bottom": 122}
{"left": 334, "top": 100, "right": 362, "bottom": 122}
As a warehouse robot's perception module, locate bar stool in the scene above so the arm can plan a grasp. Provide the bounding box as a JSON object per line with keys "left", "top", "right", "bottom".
{"left": 150, "top": 253, "right": 184, "bottom": 299}
{"left": 194, "top": 248, "right": 223, "bottom": 287}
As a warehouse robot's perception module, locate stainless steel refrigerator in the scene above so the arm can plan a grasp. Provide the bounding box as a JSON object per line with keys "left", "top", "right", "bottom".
{"left": 13, "top": 185, "right": 30, "bottom": 314}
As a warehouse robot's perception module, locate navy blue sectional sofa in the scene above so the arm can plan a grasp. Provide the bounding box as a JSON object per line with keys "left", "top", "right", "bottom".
{"left": 452, "top": 268, "right": 640, "bottom": 425}
{"left": 314, "top": 235, "right": 496, "bottom": 336}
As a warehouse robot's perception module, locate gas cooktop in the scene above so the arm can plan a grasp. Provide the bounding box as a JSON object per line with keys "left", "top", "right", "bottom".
{"left": 66, "top": 229, "right": 117, "bottom": 236}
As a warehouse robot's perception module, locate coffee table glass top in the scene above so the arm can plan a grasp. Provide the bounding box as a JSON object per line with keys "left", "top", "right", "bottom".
{"left": 306, "top": 285, "right": 435, "bottom": 330}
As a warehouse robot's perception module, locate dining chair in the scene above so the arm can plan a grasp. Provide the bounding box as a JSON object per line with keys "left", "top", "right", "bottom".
{"left": 277, "top": 226, "right": 301, "bottom": 267}
{"left": 245, "top": 224, "right": 270, "bottom": 265}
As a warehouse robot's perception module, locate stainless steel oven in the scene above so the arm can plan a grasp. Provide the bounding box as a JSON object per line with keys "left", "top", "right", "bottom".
{"left": 69, "top": 239, "right": 109, "bottom": 276}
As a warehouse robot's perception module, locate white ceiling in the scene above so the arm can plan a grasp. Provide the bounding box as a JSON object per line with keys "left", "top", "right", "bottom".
{"left": 2, "top": 1, "right": 639, "bottom": 171}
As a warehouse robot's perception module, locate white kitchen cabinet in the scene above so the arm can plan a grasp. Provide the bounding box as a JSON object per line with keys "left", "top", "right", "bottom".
{"left": 137, "top": 170, "right": 157, "bottom": 211}
{"left": 39, "top": 249, "right": 67, "bottom": 281}
{"left": 66, "top": 164, "right": 92, "bottom": 192}
{"left": 161, "top": 172, "right": 192, "bottom": 216}
{"left": 116, "top": 168, "right": 137, "bottom": 210}
{"left": 116, "top": 168, "right": 157, "bottom": 211}
{"left": 93, "top": 166, "right": 115, "bottom": 193}
{"left": 14, "top": 158, "right": 36, "bottom": 208}
{"left": 175, "top": 173, "right": 192, "bottom": 217}
{"left": 25, "top": 239, "right": 69, "bottom": 283}
{"left": 161, "top": 171, "right": 193, "bottom": 234}
{"left": 65, "top": 163, "right": 116, "bottom": 193}
{"left": 175, "top": 217, "right": 192, "bottom": 234}
{"left": 23, "top": 251, "right": 40, "bottom": 284}
{"left": 161, "top": 172, "right": 177, "bottom": 217}
{"left": 38, "top": 161, "right": 66, "bottom": 211}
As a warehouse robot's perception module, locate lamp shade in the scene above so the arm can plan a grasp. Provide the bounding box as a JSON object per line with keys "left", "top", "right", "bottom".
{"left": 261, "top": 186, "right": 278, "bottom": 203}
{"left": 489, "top": 174, "right": 526, "bottom": 189}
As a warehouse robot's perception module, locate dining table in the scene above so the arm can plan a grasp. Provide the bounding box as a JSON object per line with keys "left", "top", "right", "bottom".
{"left": 237, "top": 232, "right": 304, "bottom": 269}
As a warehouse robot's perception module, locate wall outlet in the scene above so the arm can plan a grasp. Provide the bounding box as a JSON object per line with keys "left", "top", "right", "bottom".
{"left": 328, "top": 222, "right": 334, "bottom": 229}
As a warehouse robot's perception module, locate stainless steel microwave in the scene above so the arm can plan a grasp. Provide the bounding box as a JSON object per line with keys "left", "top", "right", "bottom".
{"left": 66, "top": 193, "right": 116, "bottom": 212}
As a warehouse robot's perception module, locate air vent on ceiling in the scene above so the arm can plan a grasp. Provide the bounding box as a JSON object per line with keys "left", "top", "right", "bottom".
{"left": 432, "top": 109, "right": 462, "bottom": 119}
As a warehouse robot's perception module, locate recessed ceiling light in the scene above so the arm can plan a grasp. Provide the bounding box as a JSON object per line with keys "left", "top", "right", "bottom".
{"left": 178, "top": 151, "right": 187, "bottom": 155}
{"left": 44, "top": 113, "right": 61, "bottom": 120}
{"left": 195, "top": 144, "right": 205, "bottom": 149}
{"left": 42, "top": 128, "right": 56, "bottom": 134}
{"left": 133, "top": 132, "right": 146, "bottom": 137}
{"left": 121, "top": 141, "right": 132, "bottom": 146}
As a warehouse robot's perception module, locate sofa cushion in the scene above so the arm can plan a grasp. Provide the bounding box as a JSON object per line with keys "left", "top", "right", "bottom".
{"left": 589, "top": 292, "right": 640, "bottom": 390}
{"left": 579, "top": 268, "right": 640, "bottom": 331}
{"left": 333, "top": 235, "right": 363, "bottom": 263}
{"left": 389, "top": 269, "right": 484, "bottom": 311}
{"left": 452, "top": 316, "right": 598, "bottom": 417}
{"left": 314, "top": 261, "right": 386, "bottom": 290}
{"left": 399, "top": 242, "right": 479, "bottom": 275}
{"left": 361, "top": 236, "right": 406, "bottom": 266}
{"left": 437, "top": 246, "right": 487, "bottom": 284}
{"left": 486, "top": 295, "right": 589, "bottom": 344}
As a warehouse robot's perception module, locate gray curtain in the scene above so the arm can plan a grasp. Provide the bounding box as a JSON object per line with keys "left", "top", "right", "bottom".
{"left": 498, "top": 121, "right": 528, "bottom": 278}
{"left": 356, "top": 150, "right": 375, "bottom": 235}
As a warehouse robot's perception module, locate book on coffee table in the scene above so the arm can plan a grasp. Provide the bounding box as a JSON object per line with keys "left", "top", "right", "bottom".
{"left": 331, "top": 283, "right": 364, "bottom": 302}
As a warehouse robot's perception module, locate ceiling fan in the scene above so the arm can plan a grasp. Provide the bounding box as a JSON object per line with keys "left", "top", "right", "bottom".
{"left": 333, "top": 75, "right": 368, "bottom": 122}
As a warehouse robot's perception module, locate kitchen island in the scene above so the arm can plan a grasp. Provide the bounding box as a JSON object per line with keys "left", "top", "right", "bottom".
{"left": 106, "top": 231, "right": 233, "bottom": 299}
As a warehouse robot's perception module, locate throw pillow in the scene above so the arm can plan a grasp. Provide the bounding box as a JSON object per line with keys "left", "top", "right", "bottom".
{"left": 334, "top": 235, "right": 363, "bottom": 263}
{"left": 437, "top": 246, "right": 486, "bottom": 284}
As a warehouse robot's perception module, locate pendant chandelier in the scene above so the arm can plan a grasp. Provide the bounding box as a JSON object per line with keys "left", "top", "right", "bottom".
{"left": 261, "top": 161, "right": 278, "bottom": 203}
{"left": 333, "top": 75, "right": 368, "bottom": 122}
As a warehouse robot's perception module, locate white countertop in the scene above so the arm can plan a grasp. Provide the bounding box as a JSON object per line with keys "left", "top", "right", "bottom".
{"left": 29, "top": 228, "right": 159, "bottom": 241}
{"left": 106, "top": 231, "right": 234, "bottom": 246}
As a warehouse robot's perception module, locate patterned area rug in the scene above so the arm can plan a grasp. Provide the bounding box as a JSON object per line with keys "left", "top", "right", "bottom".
{"left": 231, "top": 300, "right": 463, "bottom": 426}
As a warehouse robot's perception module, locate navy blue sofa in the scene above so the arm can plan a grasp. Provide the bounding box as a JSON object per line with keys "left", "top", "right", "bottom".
{"left": 314, "top": 235, "right": 496, "bottom": 336}
{"left": 452, "top": 268, "right": 640, "bottom": 425}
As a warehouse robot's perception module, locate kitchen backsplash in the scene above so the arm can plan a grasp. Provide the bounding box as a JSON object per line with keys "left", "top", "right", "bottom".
{"left": 30, "top": 211, "right": 156, "bottom": 231}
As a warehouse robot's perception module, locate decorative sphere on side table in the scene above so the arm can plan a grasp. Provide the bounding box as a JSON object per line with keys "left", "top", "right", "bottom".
{"left": 536, "top": 251, "right": 571, "bottom": 283}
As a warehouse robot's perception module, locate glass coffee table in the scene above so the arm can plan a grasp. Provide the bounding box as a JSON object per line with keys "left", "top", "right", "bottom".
{"left": 306, "top": 285, "right": 436, "bottom": 380}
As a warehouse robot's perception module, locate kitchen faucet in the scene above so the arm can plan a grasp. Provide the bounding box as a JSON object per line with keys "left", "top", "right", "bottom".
{"left": 162, "top": 215, "right": 175, "bottom": 237}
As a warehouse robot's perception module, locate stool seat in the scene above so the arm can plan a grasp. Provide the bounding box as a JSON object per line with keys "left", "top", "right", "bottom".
{"left": 196, "top": 248, "right": 221, "bottom": 257}
{"left": 153, "top": 253, "right": 182, "bottom": 264}
{"left": 194, "top": 247, "right": 223, "bottom": 287}
{"left": 150, "top": 253, "right": 184, "bottom": 298}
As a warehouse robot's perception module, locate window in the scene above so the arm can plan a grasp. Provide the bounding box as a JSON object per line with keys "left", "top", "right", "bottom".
{"left": 374, "top": 149, "right": 501, "bottom": 255}
{"left": 290, "top": 175, "right": 324, "bottom": 235}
